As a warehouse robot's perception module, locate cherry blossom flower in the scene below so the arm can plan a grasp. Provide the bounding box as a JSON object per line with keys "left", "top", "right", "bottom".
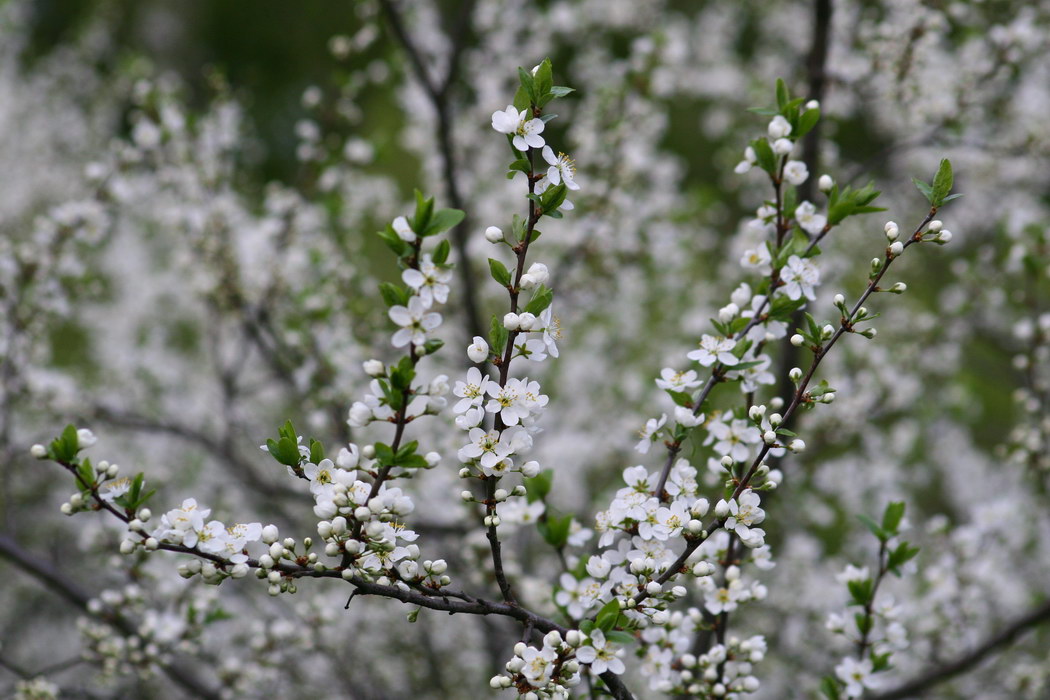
{"left": 541, "top": 146, "right": 580, "bottom": 190}
{"left": 687, "top": 334, "right": 739, "bottom": 367}
{"left": 781, "top": 254, "right": 820, "bottom": 301}
{"left": 491, "top": 104, "right": 545, "bottom": 151}
{"left": 402, "top": 254, "right": 452, "bottom": 307}
{"left": 575, "top": 629, "right": 626, "bottom": 675}
{"left": 388, "top": 296, "right": 441, "bottom": 347}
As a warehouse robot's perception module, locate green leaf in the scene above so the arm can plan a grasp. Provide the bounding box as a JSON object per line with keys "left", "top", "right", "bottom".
{"left": 523, "top": 285, "right": 553, "bottom": 315}
{"left": 379, "top": 282, "right": 408, "bottom": 308}
{"left": 49, "top": 424, "right": 80, "bottom": 462}
{"left": 931, "top": 158, "right": 953, "bottom": 206}
{"left": 412, "top": 190, "right": 434, "bottom": 233}
{"left": 309, "top": 439, "right": 325, "bottom": 464}
{"left": 856, "top": 513, "right": 888, "bottom": 542}
{"left": 605, "top": 630, "right": 635, "bottom": 646}
{"left": 775, "top": 78, "right": 789, "bottom": 112}
{"left": 820, "top": 676, "right": 842, "bottom": 700}
{"left": 595, "top": 599, "right": 621, "bottom": 633}
{"left": 524, "top": 469, "right": 553, "bottom": 503}
{"left": 796, "top": 107, "right": 820, "bottom": 138}
{"left": 488, "top": 258, "right": 512, "bottom": 287}
{"left": 533, "top": 58, "right": 553, "bottom": 100}
{"left": 847, "top": 578, "right": 874, "bottom": 606}
{"left": 912, "top": 177, "right": 934, "bottom": 204}
{"left": 374, "top": 442, "right": 395, "bottom": 467}
{"left": 432, "top": 239, "right": 451, "bottom": 264}
{"left": 881, "top": 501, "right": 906, "bottom": 535}
{"left": 75, "top": 458, "right": 95, "bottom": 492}
{"left": 376, "top": 226, "right": 410, "bottom": 256}
{"left": 539, "top": 183, "right": 568, "bottom": 214}
{"left": 489, "top": 314, "right": 508, "bottom": 355}
{"left": 512, "top": 84, "right": 531, "bottom": 112}
{"left": 751, "top": 137, "right": 776, "bottom": 175}
{"left": 517, "top": 67, "right": 536, "bottom": 103}
{"left": 666, "top": 390, "right": 693, "bottom": 408}
{"left": 549, "top": 85, "right": 574, "bottom": 98}
{"left": 539, "top": 512, "right": 573, "bottom": 549}
{"left": 422, "top": 208, "right": 464, "bottom": 237}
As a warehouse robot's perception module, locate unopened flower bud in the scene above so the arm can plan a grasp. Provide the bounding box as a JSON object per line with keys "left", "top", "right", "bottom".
{"left": 30, "top": 444, "right": 47, "bottom": 458}
{"left": 927, "top": 220, "right": 943, "bottom": 232}
{"left": 790, "top": 334, "right": 804, "bottom": 347}
{"left": 484, "top": 226, "right": 504, "bottom": 243}
{"left": 362, "top": 359, "right": 384, "bottom": 377}
{"left": 503, "top": 313, "right": 521, "bottom": 331}
{"left": 818, "top": 174, "right": 833, "bottom": 192}
{"left": 788, "top": 439, "right": 806, "bottom": 453}
{"left": 888, "top": 241, "right": 904, "bottom": 257}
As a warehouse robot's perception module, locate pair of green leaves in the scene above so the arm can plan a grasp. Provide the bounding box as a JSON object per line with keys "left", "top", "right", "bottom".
{"left": 913, "top": 159, "right": 961, "bottom": 208}
{"left": 512, "top": 58, "right": 574, "bottom": 112}
{"left": 374, "top": 440, "right": 429, "bottom": 469}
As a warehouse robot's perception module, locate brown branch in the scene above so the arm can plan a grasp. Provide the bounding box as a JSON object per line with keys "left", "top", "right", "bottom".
{"left": 869, "top": 598, "right": 1050, "bottom": 700}
{"left": 0, "top": 534, "right": 221, "bottom": 700}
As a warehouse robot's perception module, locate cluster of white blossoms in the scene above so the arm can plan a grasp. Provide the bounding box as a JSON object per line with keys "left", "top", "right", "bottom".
{"left": 490, "top": 629, "right": 630, "bottom": 698}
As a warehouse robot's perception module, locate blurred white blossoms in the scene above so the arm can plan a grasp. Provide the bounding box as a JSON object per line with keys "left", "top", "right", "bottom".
{"left": 575, "top": 629, "right": 626, "bottom": 675}
{"left": 835, "top": 657, "right": 875, "bottom": 698}
{"left": 491, "top": 105, "right": 545, "bottom": 151}
{"left": 794, "top": 201, "right": 827, "bottom": 235}
{"left": 388, "top": 297, "right": 441, "bottom": 347}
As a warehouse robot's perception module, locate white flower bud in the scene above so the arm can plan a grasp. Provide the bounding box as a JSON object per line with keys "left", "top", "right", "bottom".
{"left": 231, "top": 563, "right": 249, "bottom": 579}
{"left": 714, "top": 500, "right": 730, "bottom": 518}
{"left": 484, "top": 226, "right": 504, "bottom": 243}
{"left": 927, "top": 220, "right": 943, "bottom": 232}
{"left": 788, "top": 439, "right": 806, "bottom": 453}
{"left": 806, "top": 99, "right": 820, "bottom": 110}
{"left": 566, "top": 630, "right": 583, "bottom": 647}
{"left": 30, "top": 444, "right": 47, "bottom": 458}
{"left": 362, "top": 359, "right": 385, "bottom": 377}
{"left": 544, "top": 630, "right": 562, "bottom": 648}
{"left": 269, "top": 542, "right": 284, "bottom": 560}
{"left": 490, "top": 677, "right": 504, "bottom": 689}
{"left": 461, "top": 490, "right": 473, "bottom": 502}
{"left": 890, "top": 282, "right": 907, "bottom": 293}
{"left": 521, "top": 460, "right": 541, "bottom": 478}
{"left": 833, "top": 293, "right": 845, "bottom": 306}
{"left": 821, "top": 324, "right": 834, "bottom": 338}
{"left": 687, "top": 519, "right": 704, "bottom": 534}
{"left": 494, "top": 488, "right": 508, "bottom": 501}
{"left": 818, "top": 174, "right": 833, "bottom": 192}
{"left": 790, "top": 334, "right": 804, "bottom": 347}
{"left": 261, "top": 525, "right": 279, "bottom": 544}
{"left": 466, "top": 336, "right": 489, "bottom": 363}
{"left": 769, "top": 412, "right": 782, "bottom": 426}
{"left": 119, "top": 539, "right": 136, "bottom": 555}
{"left": 425, "top": 451, "right": 441, "bottom": 467}
{"left": 514, "top": 642, "right": 528, "bottom": 657}
{"left": 888, "top": 241, "right": 904, "bottom": 257}
{"left": 517, "top": 312, "right": 537, "bottom": 331}
{"left": 692, "top": 561, "right": 714, "bottom": 577}
{"left": 789, "top": 367, "right": 802, "bottom": 382}
{"left": 767, "top": 115, "right": 792, "bottom": 139}
{"left": 762, "top": 430, "right": 777, "bottom": 445}
{"left": 503, "top": 313, "right": 521, "bottom": 331}
{"left": 362, "top": 444, "right": 376, "bottom": 459}
{"left": 691, "top": 498, "right": 710, "bottom": 517}
{"left": 76, "top": 429, "right": 97, "bottom": 448}
{"left": 646, "top": 581, "right": 663, "bottom": 595}
{"left": 138, "top": 508, "right": 152, "bottom": 522}
{"left": 936, "top": 230, "right": 952, "bottom": 243}
{"left": 772, "top": 138, "right": 793, "bottom": 155}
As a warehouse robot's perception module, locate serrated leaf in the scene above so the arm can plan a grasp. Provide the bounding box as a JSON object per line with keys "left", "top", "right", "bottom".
{"left": 931, "top": 158, "right": 953, "bottom": 206}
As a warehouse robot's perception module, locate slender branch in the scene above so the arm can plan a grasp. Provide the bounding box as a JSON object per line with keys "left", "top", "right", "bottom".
{"left": 869, "top": 598, "right": 1050, "bottom": 700}
{"left": 0, "top": 534, "right": 221, "bottom": 700}
{"left": 632, "top": 208, "right": 938, "bottom": 609}
{"left": 380, "top": 0, "right": 484, "bottom": 342}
